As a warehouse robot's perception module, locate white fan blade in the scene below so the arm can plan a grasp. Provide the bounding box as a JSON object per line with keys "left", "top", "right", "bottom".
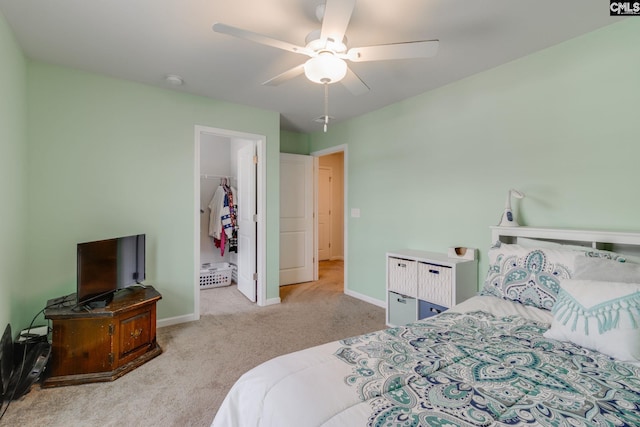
{"left": 213, "top": 23, "right": 313, "bottom": 57}
{"left": 320, "top": 0, "right": 356, "bottom": 44}
{"left": 347, "top": 40, "right": 439, "bottom": 62}
{"left": 341, "top": 67, "right": 369, "bottom": 96}
{"left": 262, "top": 64, "right": 305, "bottom": 86}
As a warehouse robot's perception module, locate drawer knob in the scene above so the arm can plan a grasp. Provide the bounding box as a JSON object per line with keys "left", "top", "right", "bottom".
{"left": 397, "top": 298, "right": 406, "bottom": 304}
{"left": 130, "top": 328, "right": 143, "bottom": 338}
{"left": 398, "top": 263, "right": 406, "bottom": 268}
{"left": 428, "top": 269, "right": 439, "bottom": 274}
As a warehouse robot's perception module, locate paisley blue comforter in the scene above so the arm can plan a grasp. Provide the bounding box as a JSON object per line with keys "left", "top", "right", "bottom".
{"left": 335, "top": 311, "right": 640, "bottom": 427}
{"left": 212, "top": 309, "right": 640, "bottom": 427}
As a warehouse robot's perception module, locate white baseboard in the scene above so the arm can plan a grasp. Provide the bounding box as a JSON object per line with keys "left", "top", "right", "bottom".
{"left": 261, "top": 297, "right": 281, "bottom": 306}
{"left": 344, "top": 289, "right": 385, "bottom": 308}
{"left": 157, "top": 313, "right": 196, "bottom": 328}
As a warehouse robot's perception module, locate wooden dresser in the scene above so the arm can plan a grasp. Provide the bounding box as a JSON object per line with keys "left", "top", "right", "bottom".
{"left": 43, "top": 286, "right": 162, "bottom": 387}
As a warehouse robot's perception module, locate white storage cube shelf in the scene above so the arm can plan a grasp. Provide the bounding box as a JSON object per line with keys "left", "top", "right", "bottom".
{"left": 386, "top": 250, "right": 478, "bottom": 327}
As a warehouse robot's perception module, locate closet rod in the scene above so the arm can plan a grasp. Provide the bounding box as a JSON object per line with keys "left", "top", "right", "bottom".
{"left": 200, "top": 174, "right": 236, "bottom": 180}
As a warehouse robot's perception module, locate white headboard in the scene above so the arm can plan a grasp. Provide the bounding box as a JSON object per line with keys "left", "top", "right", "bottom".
{"left": 491, "top": 226, "right": 640, "bottom": 259}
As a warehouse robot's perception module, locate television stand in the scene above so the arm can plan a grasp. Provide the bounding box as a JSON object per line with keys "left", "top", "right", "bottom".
{"left": 43, "top": 286, "right": 162, "bottom": 387}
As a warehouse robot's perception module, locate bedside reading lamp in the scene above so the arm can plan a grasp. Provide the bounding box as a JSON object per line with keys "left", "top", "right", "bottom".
{"left": 499, "top": 189, "right": 525, "bottom": 227}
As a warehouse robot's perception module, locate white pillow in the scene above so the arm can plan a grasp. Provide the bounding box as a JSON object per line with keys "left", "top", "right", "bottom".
{"left": 574, "top": 257, "right": 640, "bottom": 283}
{"left": 544, "top": 279, "right": 640, "bottom": 363}
{"left": 517, "top": 237, "right": 633, "bottom": 262}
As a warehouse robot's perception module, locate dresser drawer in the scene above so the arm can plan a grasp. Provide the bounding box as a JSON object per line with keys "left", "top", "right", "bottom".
{"left": 388, "top": 291, "right": 417, "bottom": 326}
{"left": 388, "top": 257, "right": 418, "bottom": 297}
{"left": 419, "top": 300, "right": 448, "bottom": 319}
{"left": 418, "top": 262, "right": 452, "bottom": 308}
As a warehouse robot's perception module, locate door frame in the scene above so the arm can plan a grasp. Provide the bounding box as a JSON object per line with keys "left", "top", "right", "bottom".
{"left": 194, "top": 125, "right": 267, "bottom": 319}
{"left": 317, "top": 165, "right": 333, "bottom": 262}
{"left": 310, "top": 144, "right": 347, "bottom": 293}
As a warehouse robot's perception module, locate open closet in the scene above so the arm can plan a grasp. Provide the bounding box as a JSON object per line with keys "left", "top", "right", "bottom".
{"left": 200, "top": 174, "right": 237, "bottom": 289}
{"left": 199, "top": 132, "right": 258, "bottom": 305}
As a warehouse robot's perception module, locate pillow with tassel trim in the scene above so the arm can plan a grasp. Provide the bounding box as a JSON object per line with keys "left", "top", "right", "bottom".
{"left": 544, "top": 279, "right": 640, "bottom": 363}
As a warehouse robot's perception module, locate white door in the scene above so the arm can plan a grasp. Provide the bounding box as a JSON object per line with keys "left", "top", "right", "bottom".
{"left": 280, "top": 153, "right": 314, "bottom": 285}
{"left": 236, "top": 144, "right": 257, "bottom": 301}
{"left": 318, "top": 167, "right": 332, "bottom": 261}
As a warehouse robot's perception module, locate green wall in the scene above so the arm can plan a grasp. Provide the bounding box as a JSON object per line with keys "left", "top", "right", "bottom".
{"left": 309, "top": 20, "right": 640, "bottom": 303}
{"left": 280, "top": 130, "right": 309, "bottom": 154}
{"left": 19, "top": 62, "right": 280, "bottom": 328}
{"left": 0, "top": 12, "right": 27, "bottom": 330}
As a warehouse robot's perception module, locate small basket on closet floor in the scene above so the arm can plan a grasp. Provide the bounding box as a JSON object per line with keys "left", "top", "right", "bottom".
{"left": 200, "top": 262, "right": 233, "bottom": 289}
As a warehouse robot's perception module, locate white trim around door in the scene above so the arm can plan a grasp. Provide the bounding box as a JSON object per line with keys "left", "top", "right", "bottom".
{"left": 310, "top": 144, "right": 348, "bottom": 294}
{"left": 194, "top": 125, "right": 268, "bottom": 321}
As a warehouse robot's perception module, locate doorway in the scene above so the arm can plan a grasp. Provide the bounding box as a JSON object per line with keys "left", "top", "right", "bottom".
{"left": 312, "top": 145, "right": 346, "bottom": 293}
{"left": 317, "top": 153, "right": 344, "bottom": 262}
{"left": 194, "top": 126, "right": 267, "bottom": 319}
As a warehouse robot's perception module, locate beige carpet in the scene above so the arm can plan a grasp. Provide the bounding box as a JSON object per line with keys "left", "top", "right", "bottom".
{"left": 1, "top": 261, "right": 386, "bottom": 426}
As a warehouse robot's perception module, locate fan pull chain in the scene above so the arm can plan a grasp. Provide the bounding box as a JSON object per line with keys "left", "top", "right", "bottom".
{"left": 323, "top": 82, "right": 329, "bottom": 133}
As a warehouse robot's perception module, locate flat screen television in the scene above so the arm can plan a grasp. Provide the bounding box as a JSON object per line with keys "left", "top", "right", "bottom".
{"left": 77, "top": 234, "right": 145, "bottom": 307}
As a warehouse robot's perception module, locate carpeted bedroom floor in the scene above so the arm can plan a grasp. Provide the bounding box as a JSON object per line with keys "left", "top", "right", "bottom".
{"left": 0, "top": 261, "right": 386, "bottom": 426}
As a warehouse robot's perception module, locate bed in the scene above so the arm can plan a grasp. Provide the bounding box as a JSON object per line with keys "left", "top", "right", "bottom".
{"left": 212, "top": 226, "right": 640, "bottom": 427}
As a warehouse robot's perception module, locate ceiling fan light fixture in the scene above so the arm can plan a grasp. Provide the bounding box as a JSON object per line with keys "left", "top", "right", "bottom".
{"left": 304, "top": 52, "right": 347, "bottom": 84}
{"left": 305, "top": 30, "right": 347, "bottom": 53}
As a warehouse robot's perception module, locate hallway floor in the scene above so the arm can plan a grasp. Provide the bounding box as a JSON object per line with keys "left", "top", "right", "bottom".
{"left": 199, "top": 260, "right": 344, "bottom": 315}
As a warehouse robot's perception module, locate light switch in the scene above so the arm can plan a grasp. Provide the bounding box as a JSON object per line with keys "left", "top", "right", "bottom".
{"left": 351, "top": 208, "right": 360, "bottom": 218}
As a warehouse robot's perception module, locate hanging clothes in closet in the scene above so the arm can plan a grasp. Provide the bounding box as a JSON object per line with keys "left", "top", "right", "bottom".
{"left": 208, "top": 178, "right": 238, "bottom": 256}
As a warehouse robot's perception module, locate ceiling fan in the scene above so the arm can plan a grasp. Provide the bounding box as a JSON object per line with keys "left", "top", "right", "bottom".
{"left": 212, "top": 0, "right": 439, "bottom": 131}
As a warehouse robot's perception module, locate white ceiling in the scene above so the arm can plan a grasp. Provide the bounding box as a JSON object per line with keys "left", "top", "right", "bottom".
{"left": 0, "top": 0, "right": 623, "bottom": 133}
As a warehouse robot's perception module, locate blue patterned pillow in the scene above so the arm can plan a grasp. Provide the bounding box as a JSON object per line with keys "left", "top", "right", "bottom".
{"left": 481, "top": 242, "right": 579, "bottom": 310}
{"left": 544, "top": 279, "right": 640, "bottom": 363}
